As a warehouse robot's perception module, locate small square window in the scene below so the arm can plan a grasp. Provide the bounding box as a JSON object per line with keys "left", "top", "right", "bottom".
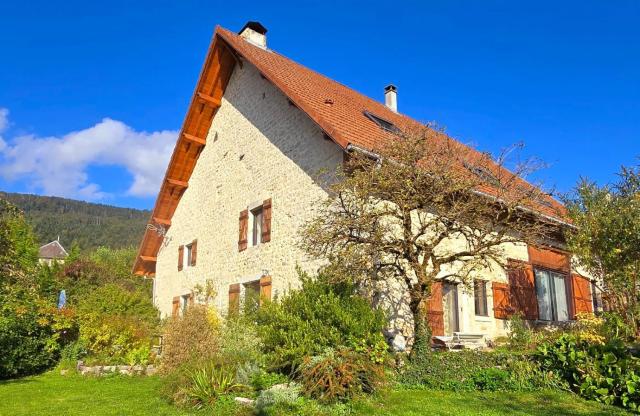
{"left": 251, "top": 206, "right": 263, "bottom": 246}
{"left": 474, "top": 280, "right": 489, "bottom": 317}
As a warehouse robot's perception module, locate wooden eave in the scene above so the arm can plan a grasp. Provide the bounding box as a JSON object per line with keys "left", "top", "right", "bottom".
{"left": 133, "top": 27, "right": 237, "bottom": 275}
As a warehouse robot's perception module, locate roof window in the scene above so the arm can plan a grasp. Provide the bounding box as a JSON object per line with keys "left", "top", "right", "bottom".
{"left": 463, "top": 162, "right": 500, "bottom": 187}
{"left": 363, "top": 111, "right": 401, "bottom": 134}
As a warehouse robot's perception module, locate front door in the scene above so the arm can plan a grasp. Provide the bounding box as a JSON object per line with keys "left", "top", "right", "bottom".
{"left": 443, "top": 283, "right": 460, "bottom": 335}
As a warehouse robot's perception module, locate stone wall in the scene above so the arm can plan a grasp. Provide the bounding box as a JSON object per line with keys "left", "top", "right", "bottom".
{"left": 154, "top": 61, "right": 343, "bottom": 317}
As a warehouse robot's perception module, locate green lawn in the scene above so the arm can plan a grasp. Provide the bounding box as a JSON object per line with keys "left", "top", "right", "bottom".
{"left": 0, "top": 372, "right": 630, "bottom": 415}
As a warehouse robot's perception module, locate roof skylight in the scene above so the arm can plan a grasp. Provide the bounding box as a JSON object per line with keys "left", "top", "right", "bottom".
{"left": 363, "top": 110, "right": 401, "bottom": 134}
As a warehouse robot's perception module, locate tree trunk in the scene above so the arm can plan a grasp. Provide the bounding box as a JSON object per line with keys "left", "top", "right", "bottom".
{"left": 409, "top": 295, "right": 431, "bottom": 358}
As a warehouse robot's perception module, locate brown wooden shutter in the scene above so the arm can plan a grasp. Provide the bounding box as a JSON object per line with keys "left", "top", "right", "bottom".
{"left": 178, "top": 245, "right": 184, "bottom": 271}
{"left": 507, "top": 260, "right": 539, "bottom": 320}
{"left": 426, "top": 281, "right": 444, "bottom": 336}
{"left": 228, "top": 283, "right": 240, "bottom": 315}
{"left": 259, "top": 275, "right": 272, "bottom": 305}
{"left": 190, "top": 239, "right": 197, "bottom": 266}
{"left": 492, "top": 282, "right": 513, "bottom": 319}
{"left": 571, "top": 274, "right": 593, "bottom": 317}
{"left": 528, "top": 246, "right": 570, "bottom": 272}
{"left": 261, "top": 198, "right": 272, "bottom": 243}
{"left": 171, "top": 296, "right": 180, "bottom": 317}
{"left": 238, "top": 210, "right": 248, "bottom": 251}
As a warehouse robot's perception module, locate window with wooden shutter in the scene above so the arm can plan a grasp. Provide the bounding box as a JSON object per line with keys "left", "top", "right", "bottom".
{"left": 190, "top": 239, "right": 197, "bottom": 266}
{"left": 571, "top": 274, "right": 593, "bottom": 317}
{"left": 259, "top": 275, "right": 272, "bottom": 305}
{"left": 238, "top": 210, "right": 248, "bottom": 251}
{"left": 426, "top": 281, "right": 444, "bottom": 336}
{"left": 171, "top": 296, "right": 180, "bottom": 317}
{"left": 261, "top": 198, "right": 272, "bottom": 243}
{"left": 492, "top": 282, "right": 513, "bottom": 319}
{"left": 178, "top": 245, "right": 184, "bottom": 271}
{"left": 228, "top": 283, "right": 240, "bottom": 315}
{"left": 507, "top": 260, "right": 539, "bottom": 320}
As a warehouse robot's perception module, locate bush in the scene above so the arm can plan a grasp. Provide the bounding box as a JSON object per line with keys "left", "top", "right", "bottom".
{"left": 299, "top": 347, "right": 385, "bottom": 403}
{"left": 160, "top": 305, "right": 220, "bottom": 375}
{"left": 0, "top": 288, "right": 76, "bottom": 378}
{"left": 536, "top": 332, "right": 640, "bottom": 411}
{"left": 255, "top": 383, "right": 306, "bottom": 415}
{"left": 76, "top": 284, "right": 158, "bottom": 363}
{"left": 400, "top": 350, "right": 560, "bottom": 392}
{"left": 255, "top": 272, "right": 387, "bottom": 373}
{"left": 183, "top": 363, "right": 246, "bottom": 409}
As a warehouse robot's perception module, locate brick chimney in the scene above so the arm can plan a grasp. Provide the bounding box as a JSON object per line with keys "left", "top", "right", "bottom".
{"left": 384, "top": 84, "right": 397, "bottom": 113}
{"left": 239, "top": 21, "right": 268, "bottom": 50}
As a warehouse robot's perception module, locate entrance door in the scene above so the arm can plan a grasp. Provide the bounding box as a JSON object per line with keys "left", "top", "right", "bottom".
{"left": 442, "top": 283, "right": 460, "bottom": 335}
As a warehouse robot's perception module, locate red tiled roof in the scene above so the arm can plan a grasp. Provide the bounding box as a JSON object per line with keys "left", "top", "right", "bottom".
{"left": 216, "top": 27, "right": 566, "bottom": 220}
{"left": 133, "top": 25, "right": 567, "bottom": 275}
{"left": 39, "top": 240, "right": 67, "bottom": 259}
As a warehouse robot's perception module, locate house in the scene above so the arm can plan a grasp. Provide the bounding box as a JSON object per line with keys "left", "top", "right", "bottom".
{"left": 39, "top": 238, "right": 68, "bottom": 265}
{"left": 134, "top": 22, "right": 597, "bottom": 343}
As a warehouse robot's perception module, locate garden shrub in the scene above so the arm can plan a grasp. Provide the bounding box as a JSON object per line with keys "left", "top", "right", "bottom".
{"left": 400, "top": 350, "right": 560, "bottom": 392}
{"left": 76, "top": 284, "right": 158, "bottom": 363}
{"left": 255, "top": 272, "right": 387, "bottom": 373}
{"left": 160, "top": 305, "right": 220, "bottom": 375}
{"left": 255, "top": 383, "right": 306, "bottom": 415}
{"left": 299, "top": 347, "right": 385, "bottom": 403}
{"left": 0, "top": 288, "right": 76, "bottom": 378}
{"left": 183, "top": 363, "right": 246, "bottom": 409}
{"left": 536, "top": 332, "right": 640, "bottom": 411}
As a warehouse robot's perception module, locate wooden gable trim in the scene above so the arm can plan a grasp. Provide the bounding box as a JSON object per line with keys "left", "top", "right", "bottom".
{"left": 133, "top": 26, "right": 237, "bottom": 276}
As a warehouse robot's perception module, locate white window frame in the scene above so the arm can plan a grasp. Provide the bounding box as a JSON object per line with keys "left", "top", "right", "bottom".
{"left": 248, "top": 200, "right": 264, "bottom": 247}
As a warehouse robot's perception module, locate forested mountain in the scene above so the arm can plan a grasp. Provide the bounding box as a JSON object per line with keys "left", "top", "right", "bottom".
{"left": 0, "top": 192, "right": 150, "bottom": 250}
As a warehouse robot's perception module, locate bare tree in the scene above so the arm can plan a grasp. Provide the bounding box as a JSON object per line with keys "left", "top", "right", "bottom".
{"left": 301, "top": 125, "right": 561, "bottom": 348}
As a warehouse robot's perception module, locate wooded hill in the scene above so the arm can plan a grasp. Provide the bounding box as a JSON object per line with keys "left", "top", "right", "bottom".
{"left": 0, "top": 192, "right": 150, "bottom": 250}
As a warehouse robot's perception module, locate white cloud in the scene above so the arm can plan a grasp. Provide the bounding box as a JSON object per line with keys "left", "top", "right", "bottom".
{"left": 0, "top": 112, "right": 177, "bottom": 200}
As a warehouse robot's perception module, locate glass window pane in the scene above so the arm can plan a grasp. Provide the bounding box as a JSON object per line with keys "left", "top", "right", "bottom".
{"left": 552, "top": 272, "right": 569, "bottom": 321}
{"left": 474, "top": 280, "right": 487, "bottom": 316}
{"left": 535, "top": 269, "right": 553, "bottom": 321}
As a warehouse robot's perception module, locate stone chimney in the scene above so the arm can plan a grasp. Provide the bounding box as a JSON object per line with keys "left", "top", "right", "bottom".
{"left": 239, "top": 21, "right": 268, "bottom": 50}
{"left": 384, "top": 84, "right": 397, "bottom": 113}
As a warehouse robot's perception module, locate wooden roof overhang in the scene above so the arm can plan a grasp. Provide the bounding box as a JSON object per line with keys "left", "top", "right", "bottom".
{"left": 133, "top": 27, "right": 237, "bottom": 275}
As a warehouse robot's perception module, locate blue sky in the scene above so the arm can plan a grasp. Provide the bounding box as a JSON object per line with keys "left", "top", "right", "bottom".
{"left": 0, "top": 0, "right": 638, "bottom": 209}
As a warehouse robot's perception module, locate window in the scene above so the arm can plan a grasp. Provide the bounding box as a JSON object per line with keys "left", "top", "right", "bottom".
{"left": 250, "top": 206, "right": 263, "bottom": 246}
{"left": 534, "top": 268, "right": 569, "bottom": 321}
{"left": 243, "top": 280, "right": 261, "bottom": 314}
{"left": 474, "top": 280, "right": 489, "bottom": 316}
{"left": 463, "top": 162, "right": 500, "bottom": 187}
{"left": 185, "top": 243, "right": 193, "bottom": 268}
{"left": 181, "top": 294, "right": 190, "bottom": 316}
{"left": 592, "top": 281, "right": 603, "bottom": 313}
{"left": 363, "top": 110, "right": 401, "bottom": 134}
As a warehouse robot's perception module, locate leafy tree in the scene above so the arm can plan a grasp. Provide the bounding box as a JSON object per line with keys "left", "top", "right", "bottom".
{"left": 302, "top": 126, "right": 557, "bottom": 349}
{"left": 565, "top": 164, "right": 640, "bottom": 335}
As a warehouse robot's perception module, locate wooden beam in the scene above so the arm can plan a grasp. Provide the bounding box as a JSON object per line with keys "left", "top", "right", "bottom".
{"left": 153, "top": 217, "right": 171, "bottom": 226}
{"left": 196, "top": 92, "right": 221, "bottom": 107}
{"left": 166, "top": 178, "right": 188, "bottom": 188}
{"left": 182, "top": 133, "right": 206, "bottom": 146}
{"left": 140, "top": 255, "right": 157, "bottom": 262}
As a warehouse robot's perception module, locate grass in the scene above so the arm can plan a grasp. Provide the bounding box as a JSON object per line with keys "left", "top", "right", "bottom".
{"left": 353, "top": 388, "right": 631, "bottom": 416}
{"left": 0, "top": 372, "right": 630, "bottom": 415}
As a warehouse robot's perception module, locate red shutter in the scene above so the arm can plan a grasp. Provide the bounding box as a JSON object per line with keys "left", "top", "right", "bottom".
{"left": 426, "top": 282, "right": 444, "bottom": 336}
{"left": 171, "top": 296, "right": 180, "bottom": 317}
{"left": 259, "top": 275, "right": 272, "bottom": 305}
{"left": 190, "top": 239, "right": 197, "bottom": 266}
{"left": 261, "top": 198, "right": 272, "bottom": 243}
{"left": 507, "top": 260, "right": 539, "bottom": 320}
{"left": 571, "top": 274, "right": 593, "bottom": 317}
{"left": 228, "top": 283, "right": 240, "bottom": 315}
{"left": 492, "top": 282, "right": 513, "bottom": 319}
{"left": 238, "top": 210, "right": 248, "bottom": 251}
{"left": 178, "top": 245, "right": 184, "bottom": 271}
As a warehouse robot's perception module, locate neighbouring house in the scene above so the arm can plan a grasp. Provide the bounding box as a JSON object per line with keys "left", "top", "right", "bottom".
{"left": 134, "top": 21, "right": 599, "bottom": 343}
{"left": 39, "top": 238, "right": 68, "bottom": 265}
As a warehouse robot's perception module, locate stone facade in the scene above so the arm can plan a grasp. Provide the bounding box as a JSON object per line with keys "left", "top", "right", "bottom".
{"left": 153, "top": 58, "right": 589, "bottom": 344}
{"left": 154, "top": 62, "right": 343, "bottom": 317}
